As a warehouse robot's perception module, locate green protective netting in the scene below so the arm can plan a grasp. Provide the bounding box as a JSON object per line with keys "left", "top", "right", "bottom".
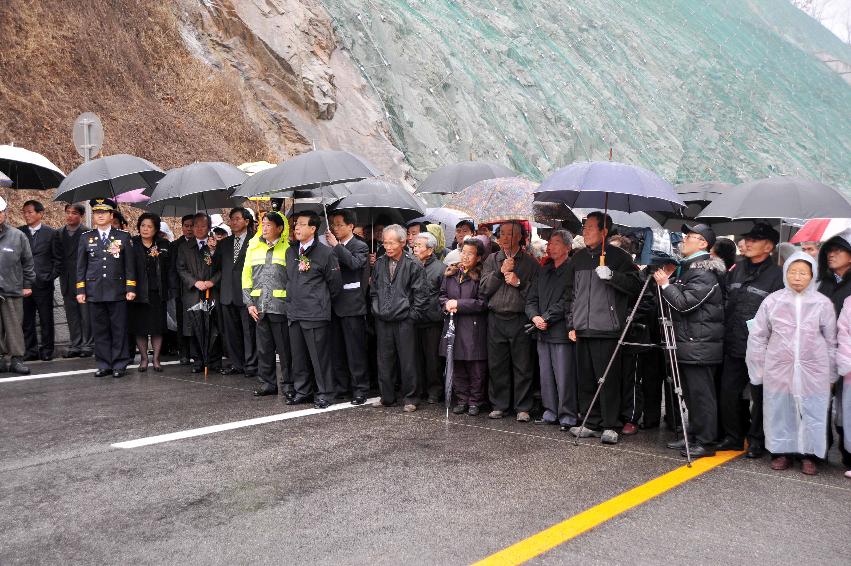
{"left": 321, "top": 0, "right": 851, "bottom": 193}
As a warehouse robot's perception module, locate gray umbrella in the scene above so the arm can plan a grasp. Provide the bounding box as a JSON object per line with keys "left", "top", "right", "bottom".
{"left": 696, "top": 176, "right": 851, "bottom": 223}
{"left": 676, "top": 181, "right": 734, "bottom": 206}
{"left": 0, "top": 144, "right": 65, "bottom": 189}
{"left": 416, "top": 160, "right": 517, "bottom": 195}
{"left": 231, "top": 150, "right": 380, "bottom": 198}
{"left": 0, "top": 171, "right": 11, "bottom": 188}
{"left": 54, "top": 154, "right": 164, "bottom": 203}
{"left": 332, "top": 179, "right": 426, "bottom": 224}
{"left": 146, "top": 162, "right": 247, "bottom": 217}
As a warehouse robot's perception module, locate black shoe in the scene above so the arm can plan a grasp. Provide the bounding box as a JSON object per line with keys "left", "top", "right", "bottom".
{"left": 179, "top": 358, "right": 191, "bottom": 366}
{"left": 137, "top": 366, "right": 147, "bottom": 373}
{"left": 534, "top": 418, "right": 557, "bottom": 425}
{"left": 284, "top": 391, "right": 296, "bottom": 401}
{"left": 559, "top": 424, "right": 576, "bottom": 432}
{"left": 62, "top": 351, "right": 81, "bottom": 359}
{"left": 0, "top": 359, "right": 8, "bottom": 373}
{"left": 94, "top": 369, "right": 112, "bottom": 377}
{"left": 285, "top": 395, "right": 312, "bottom": 405}
{"left": 314, "top": 399, "right": 331, "bottom": 409}
{"left": 716, "top": 437, "right": 744, "bottom": 451}
{"left": 351, "top": 396, "right": 367, "bottom": 406}
{"left": 9, "top": 360, "right": 30, "bottom": 375}
{"left": 153, "top": 365, "right": 163, "bottom": 373}
{"left": 112, "top": 369, "right": 126, "bottom": 378}
{"left": 253, "top": 386, "right": 278, "bottom": 397}
{"left": 666, "top": 438, "right": 690, "bottom": 450}
{"left": 191, "top": 366, "right": 203, "bottom": 374}
{"left": 745, "top": 444, "right": 765, "bottom": 459}
{"left": 220, "top": 367, "right": 243, "bottom": 376}
{"left": 682, "top": 444, "right": 716, "bottom": 459}
{"left": 23, "top": 354, "right": 39, "bottom": 362}
{"left": 40, "top": 354, "right": 53, "bottom": 362}
{"left": 79, "top": 351, "right": 93, "bottom": 358}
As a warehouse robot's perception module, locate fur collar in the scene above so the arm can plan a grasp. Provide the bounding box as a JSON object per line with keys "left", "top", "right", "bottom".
{"left": 688, "top": 255, "right": 727, "bottom": 274}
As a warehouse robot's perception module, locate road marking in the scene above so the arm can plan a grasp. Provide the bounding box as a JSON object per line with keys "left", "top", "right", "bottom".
{"left": 111, "top": 397, "right": 380, "bottom": 449}
{"left": 0, "top": 361, "right": 182, "bottom": 383}
{"left": 473, "top": 450, "right": 743, "bottom": 565}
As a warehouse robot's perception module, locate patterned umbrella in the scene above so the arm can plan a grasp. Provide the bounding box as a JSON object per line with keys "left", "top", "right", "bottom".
{"left": 446, "top": 177, "right": 539, "bottom": 225}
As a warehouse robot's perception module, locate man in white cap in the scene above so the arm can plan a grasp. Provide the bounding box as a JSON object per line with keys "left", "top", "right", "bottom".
{"left": 0, "top": 196, "right": 36, "bottom": 375}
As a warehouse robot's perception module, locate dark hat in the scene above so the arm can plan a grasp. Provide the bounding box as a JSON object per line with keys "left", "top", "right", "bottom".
{"left": 741, "top": 222, "right": 780, "bottom": 245}
{"left": 682, "top": 223, "right": 716, "bottom": 248}
{"left": 89, "top": 198, "right": 117, "bottom": 212}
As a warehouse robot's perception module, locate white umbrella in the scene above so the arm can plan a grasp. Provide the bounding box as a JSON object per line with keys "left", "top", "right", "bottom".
{"left": 0, "top": 144, "right": 65, "bottom": 189}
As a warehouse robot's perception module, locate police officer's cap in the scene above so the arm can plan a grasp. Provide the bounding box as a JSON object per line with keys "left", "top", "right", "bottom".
{"left": 89, "top": 198, "right": 117, "bottom": 213}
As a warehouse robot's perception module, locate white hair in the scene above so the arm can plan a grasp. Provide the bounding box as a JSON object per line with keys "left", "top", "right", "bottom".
{"left": 415, "top": 231, "right": 437, "bottom": 249}
{"left": 383, "top": 224, "right": 407, "bottom": 243}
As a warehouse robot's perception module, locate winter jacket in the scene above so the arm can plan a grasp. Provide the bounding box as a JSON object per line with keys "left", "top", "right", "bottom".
{"left": 660, "top": 253, "right": 726, "bottom": 365}
{"left": 525, "top": 257, "right": 570, "bottom": 343}
{"left": 439, "top": 263, "right": 488, "bottom": 360}
{"left": 817, "top": 228, "right": 851, "bottom": 315}
{"left": 0, "top": 223, "right": 35, "bottom": 296}
{"left": 480, "top": 249, "right": 540, "bottom": 317}
{"left": 242, "top": 236, "right": 288, "bottom": 315}
{"left": 724, "top": 256, "right": 784, "bottom": 358}
{"left": 563, "top": 243, "right": 641, "bottom": 339}
{"left": 286, "top": 241, "right": 342, "bottom": 323}
{"left": 418, "top": 254, "right": 445, "bottom": 325}
{"left": 370, "top": 251, "right": 428, "bottom": 322}
{"left": 747, "top": 252, "right": 837, "bottom": 458}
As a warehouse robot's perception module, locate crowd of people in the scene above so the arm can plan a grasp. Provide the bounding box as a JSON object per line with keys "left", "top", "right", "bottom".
{"left": 0, "top": 194, "right": 849, "bottom": 479}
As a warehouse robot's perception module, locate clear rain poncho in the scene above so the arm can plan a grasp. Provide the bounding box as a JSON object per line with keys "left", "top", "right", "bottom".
{"left": 746, "top": 252, "right": 838, "bottom": 457}
{"left": 833, "top": 295, "right": 851, "bottom": 454}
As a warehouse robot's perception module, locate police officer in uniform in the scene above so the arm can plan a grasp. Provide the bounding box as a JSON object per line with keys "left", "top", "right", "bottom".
{"left": 76, "top": 198, "right": 137, "bottom": 378}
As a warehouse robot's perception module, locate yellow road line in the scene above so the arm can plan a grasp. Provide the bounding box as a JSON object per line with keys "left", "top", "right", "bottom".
{"left": 473, "top": 450, "right": 743, "bottom": 565}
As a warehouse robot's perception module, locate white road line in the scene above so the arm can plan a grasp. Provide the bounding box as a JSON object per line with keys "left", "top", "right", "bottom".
{"left": 0, "top": 361, "right": 182, "bottom": 383}
{"left": 111, "top": 397, "right": 380, "bottom": 449}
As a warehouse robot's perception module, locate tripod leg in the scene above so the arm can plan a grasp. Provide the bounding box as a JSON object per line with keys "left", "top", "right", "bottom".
{"left": 657, "top": 284, "right": 692, "bottom": 466}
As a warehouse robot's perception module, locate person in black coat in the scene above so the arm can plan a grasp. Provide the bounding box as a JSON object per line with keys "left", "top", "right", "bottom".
{"left": 58, "top": 203, "right": 93, "bottom": 358}
{"left": 75, "top": 198, "right": 137, "bottom": 378}
{"left": 654, "top": 224, "right": 727, "bottom": 458}
{"left": 717, "top": 222, "right": 783, "bottom": 457}
{"left": 327, "top": 209, "right": 370, "bottom": 405}
{"left": 168, "top": 214, "right": 195, "bottom": 364}
{"left": 286, "top": 211, "right": 342, "bottom": 409}
{"left": 440, "top": 238, "right": 489, "bottom": 415}
{"left": 218, "top": 207, "right": 257, "bottom": 377}
{"left": 129, "top": 213, "right": 170, "bottom": 372}
{"left": 19, "top": 200, "right": 62, "bottom": 361}
{"left": 412, "top": 230, "right": 446, "bottom": 404}
{"left": 526, "top": 230, "right": 578, "bottom": 430}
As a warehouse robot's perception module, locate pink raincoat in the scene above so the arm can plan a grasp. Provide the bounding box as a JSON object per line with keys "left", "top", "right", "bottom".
{"left": 746, "top": 252, "right": 838, "bottom": 457}
{"left": 833, "top": 295, "right": 851, "bottom": 454}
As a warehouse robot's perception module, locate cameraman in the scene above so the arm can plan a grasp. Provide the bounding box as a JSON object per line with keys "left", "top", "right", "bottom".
{"left": 653, "top": 223, "right": 726, "bottom": 458}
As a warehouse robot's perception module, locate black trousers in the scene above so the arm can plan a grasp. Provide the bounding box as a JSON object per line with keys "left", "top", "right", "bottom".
{"left": 89, "top": 301, "right": 129, "bottom": 370}
{"left": 376, "top": 319, "right": 419, "bottom": 405}
{"left": 63, "top": 294, "right": 93, "bottom": 355}
{"left": 487, "top": 313, "right": 534, "bottom": 413}
{"left": 222, "top": 304, "right": 257, "bottom": 375}
{"left": 416, "top": 322, "right": 445, "bottom": 401}
{"left": 719, "top": 354, "right": 764, "bottom": 448}
{"left": 290, "top": 320, "right": 335, "bottom": 403}
{"left": 576, "top": 337, "right": 623, "bottom": 430}
{"left": 680, "top": 364, "right": 718, "bottom": 446}
{"left": 23, "top": 286, "right": 55, "bottom": 358}
{"left": 332, "top": 315, "right": 369, "bottom": 398}
{"left": 621, "top": 349, "right": 665, "bottom": 428}
{"left": 256, "top": 313, "right": 289, "bottom": 391}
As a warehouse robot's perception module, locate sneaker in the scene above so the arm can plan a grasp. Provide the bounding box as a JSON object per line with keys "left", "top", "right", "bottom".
{"left": 452, "top": 404, "right": 467, "bottom": 415}
{"left": 488, "top": 410, "right": 504, "bottom": 419}
{"left": 467, "top": 405, "right": 479, "bottom": 416}
{"left": 569, "top": 426, "right": 602, "bottom": 438}
{"left": 622, "top": 422, "right": 639, "bottom": 435}
{"left": 601, "top": 429, "right": 619, "bottom": 444}
{"left": 516, "top": 411, "right": 531, "bottom": 423}
{"left": 403, "top": 404, "right": 417, "bottom": 413}
{"left": 800, "top": 458, "right": 818, "bottom": 476}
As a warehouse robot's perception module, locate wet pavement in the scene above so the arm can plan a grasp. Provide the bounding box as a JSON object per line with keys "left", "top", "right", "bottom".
{"left": 1, "top": 357, "right": 849, "bottom": 565}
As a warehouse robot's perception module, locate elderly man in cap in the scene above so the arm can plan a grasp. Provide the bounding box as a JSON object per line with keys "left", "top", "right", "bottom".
{"left": 76, "top": 198, "right": 137, "bottom": 378}
{"left": 0, "top": 197, "right": 35, "bottom": 375}
{"left": 717, "top": 222, "right": 783, "bottom": 457}
{"left": 653, "top": 224, "right": 727, "bottom": 458}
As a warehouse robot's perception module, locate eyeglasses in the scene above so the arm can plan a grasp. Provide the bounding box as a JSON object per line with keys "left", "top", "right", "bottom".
{"left": 684, "top": 234, "right": 705, "bottom": 242}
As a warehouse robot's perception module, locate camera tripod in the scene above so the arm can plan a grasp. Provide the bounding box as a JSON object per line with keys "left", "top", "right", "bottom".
{"left": 573, "top": 272, "right": 693, "bottom": 466}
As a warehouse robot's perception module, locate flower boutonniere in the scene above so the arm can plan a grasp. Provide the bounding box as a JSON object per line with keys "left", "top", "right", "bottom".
{"left": 108, "top": 239, "right": 122, "bottom": 258}
{"left": 202, "top": 250, "right": 213, "bottom": 266}
{"left": 298, "top": 254, "right": 311, "bottom": 272}
{"left": 149, "top": 245, "right": 160, "bottom": 258}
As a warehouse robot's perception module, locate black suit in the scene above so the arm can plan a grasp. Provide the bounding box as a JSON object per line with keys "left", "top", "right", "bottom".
{"left": 76, "top": 227, "right": 137, "bottom": 370}
{"left": 19, "top": 224, "right": 62, "bottom": 358}
{"left": 59, "top": 224, "right": 93, "bottom": 355}
{"left": 219, "top": 231, "right": 257, "bottom": 375}
{"left": 176, "top": 239, "right": 222, "bottom": 370}
{"left": 168, "top": 237, "right": 192, "bottom": 360}
{"left": 331, "top": 236, "right": 370, "bottom": 397}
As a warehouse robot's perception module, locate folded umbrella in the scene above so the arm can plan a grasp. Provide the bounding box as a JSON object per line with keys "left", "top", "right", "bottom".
{"left": 0, "top": 144, "right": 65, "bottom": 189}
{"left": 443, "top": 313, "right": 456, "bottom": 423}
{"left": 54, "top": 154, "right": 164, "bottom": 203}
{"left": 416, "top": 160, "right": 517, "bottom": 195}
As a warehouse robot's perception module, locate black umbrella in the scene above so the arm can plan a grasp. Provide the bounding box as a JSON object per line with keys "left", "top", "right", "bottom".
{"left": 146, "top": 162, "right": 247, "bottom": 217}
{"left": 332, "top": 179, "right": 426, "bottom": 224}
{"left": 54, "top": 154, "right": 164, "bottom": 203}
{"left": 416, "top": 160, "right": 517, "bottom": 195}
{"left": 0, "top": 144, "right": 65, "bottom": 189}
{"left": 696, "top": 176, "right": 851, "bottom": 223}
{"left": 443, "top": 313, "right": 456, "bottom": 423}
{"left": 187, "top": 289, "right": 217, "bottom": 380}
{"left": 572, "top": 208, "right": 662, "bottom": 229}
{"left": 675, "top": 181, "right": 734, "bottom": 207}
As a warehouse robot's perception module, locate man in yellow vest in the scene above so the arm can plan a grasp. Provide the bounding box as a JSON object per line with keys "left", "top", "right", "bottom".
{"left": 242, "top": 211, "right": 290, "bottom": 397}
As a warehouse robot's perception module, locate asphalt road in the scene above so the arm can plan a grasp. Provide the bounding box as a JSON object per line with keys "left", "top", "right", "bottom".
{"left": 1, "top": 357, "right": 848, "bottom": 565}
